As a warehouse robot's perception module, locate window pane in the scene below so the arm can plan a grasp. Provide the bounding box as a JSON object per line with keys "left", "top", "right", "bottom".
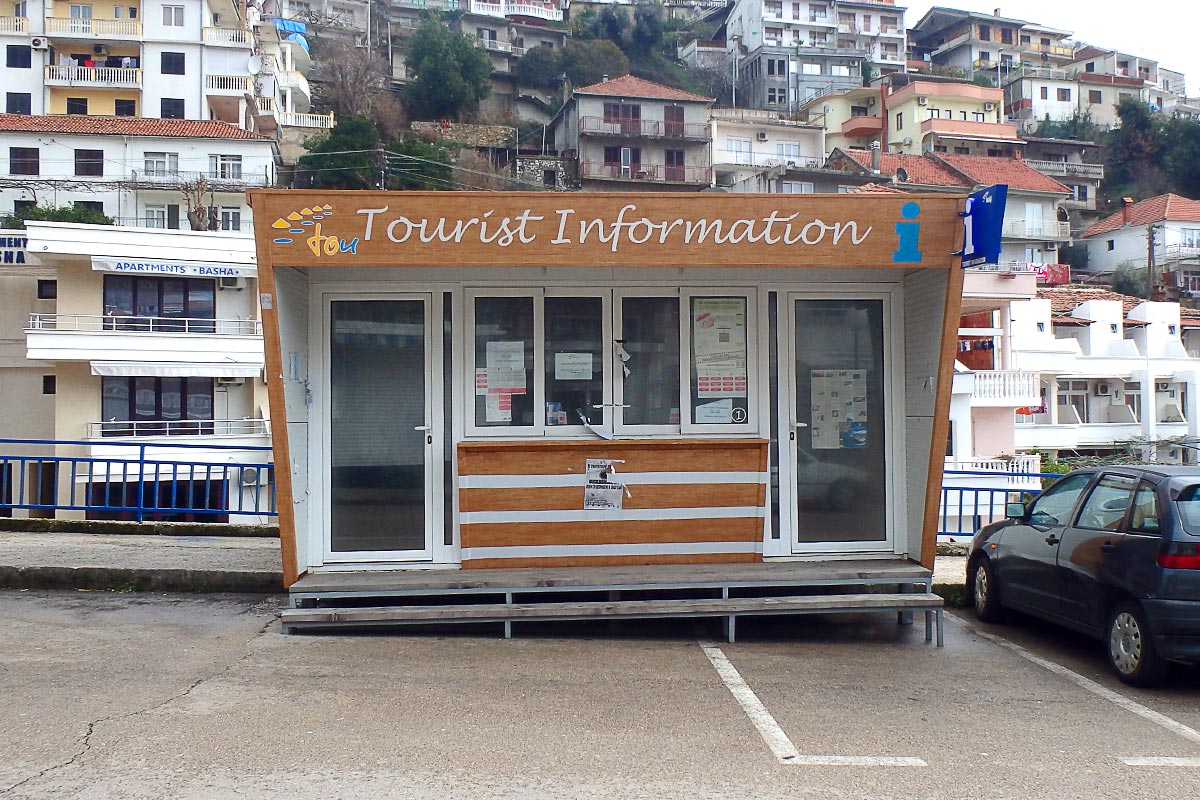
{"left": 160, "top": 378, "right": 182, "bottom": 421}
{"left": 133, "top": 377, "right": 156, "bottom": 422}
{"left": 473, "top": 296, "right": 534, "bottom": 427}
{"left": 185, "top": 378, "right": 213, "bottom": 420}
{"left": 689, "top": 297, "right": 749, "bottom": 425}
{"left": 621, "top": 296, "right": 680, "bottom": 425}
{"left": 1130, "top": 483, "right": 1161, "bottom": 534}
{"left": 544, "top": 296, "right": 603, "bottom": 426}
{"left": 1029, "top": 473, "right": 1091, "bottom": 526}
{"left": 101, "top": 377, "right": 129, "bottom": 421}
{"left": 187, "top": 279, "right": 215, "bottom": 331}
{"left": 1076, "top": 474, "right": 1136, "bottom": 531}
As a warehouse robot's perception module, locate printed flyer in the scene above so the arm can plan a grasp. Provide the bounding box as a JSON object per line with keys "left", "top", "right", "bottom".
{"left": 692, "top": 298, "right": 748, "bottom": 398}
{"left": 810, "top": 369, "right": 868, "bottom": 450}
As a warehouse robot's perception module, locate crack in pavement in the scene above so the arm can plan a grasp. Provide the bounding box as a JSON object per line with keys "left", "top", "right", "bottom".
{"left": 0, "top": 607, "right": 278, "bottom": 798}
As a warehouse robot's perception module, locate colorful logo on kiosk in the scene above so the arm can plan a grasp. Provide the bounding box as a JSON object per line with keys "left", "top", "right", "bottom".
{"left": 270, "top": 204, "right": 359, "bottom": 257}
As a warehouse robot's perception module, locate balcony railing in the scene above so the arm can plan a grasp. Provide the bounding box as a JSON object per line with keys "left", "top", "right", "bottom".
{"left": 279, "top": 111, "right": 336, "bottom": 128}
{"left": 87, "top": 419, "right": 270, "bottom": 438}
{"left": 579, "top": 116, "right": 710, "bottom": 140}
{"left": 1002, "top": 219, "right": 1072, "bottom": 239}
{"left": 0, "top": 16, "right": 28, "bottom": 32}
{"left": 469, "top": 0, "right": 563, "bottom": 20}
{"left": 202, "top": 27, "right": 252, "bottom": 45}
{"left": 713, "top": 150, "right": 820, "bottom": 169}
{"left": 29, "top": 314, "right": 262, "bottom": 336}
{"left": 127, "top": 169, "right": 272, "bottom": 189}
{"left": 45, "top": 17, "right": 142, "bottom": 37}
{"left": 970, "top": 370, "right": 1041, "bottom": 406}
{"left": 475, "top": 37, "right": 523, "bottom": 56}
{"left": 205, "top": 74, "right": 253, "bottom": 94}
{"left": 1023, "top": 159, "right": 1105, "bottom": 180}
{"left": 580, "top": 162, "right": 711, "bottom": 184}
{"left": 44, "top": 65, "right": 141, "bottom": 86}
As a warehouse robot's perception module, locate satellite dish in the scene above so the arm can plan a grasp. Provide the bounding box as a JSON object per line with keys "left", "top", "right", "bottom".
{"left": 896, "top": 167, "right": 909, "bottom": 182}
{"left": 248, "top": 56, "right": 263, "bottom": 75}
{"left": 902, "top": 137, "right": 913, "bottom": 147}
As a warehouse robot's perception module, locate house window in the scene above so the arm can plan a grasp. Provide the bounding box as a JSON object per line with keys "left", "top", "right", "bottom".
{"left": 895, "top": 111, "right": 903, "bottom": 130}
{"left": 74, "top": 149, "right": 103, "bottom": 177}
{"left": 1057, "top": 87, "right": 1071, "bottom": 101}
{"left": 831, "top": 64, "right": 851, "bottom": 77}
{"left": 102, "top": 276, "right": 216, "bottom": 330}
{"left": 162, "top": 4, "right": 183, "bottom": 26}
{"left": 144, "top": 206, "right": 168, "bottom": 229}
{"left": 209, "top": 154, "right": 243, "bottom": 179}
{"left": 602, "top": 146, "right": 641, "bottom": 175}
{"left": 978, "top": 24, "right": 991, "bottom": 40}
{"left": 766, "top": 87, "right": 785, "bottom": 105}
{"left": 767, "top": 58, "right": 787, "bottom": 77}
{"left": 978, "top": 50, "right": 991, "bottom": 63}
{"left": 781, "top": 181, "right": 813, "bottom": 194}
{"left": 144, "top": 152, "right": 179, "bottom": 176}
{"left": 100, "top": 377, "right": 215, "bottom": 436}
{"left": 987, "top": 148, "right": 1002, "bottom": 157}
{"left": 160, "top": 52, "right": 185, "bottom": 75}
{"left": 6, "top": 45, "right": 31, "bottom": 68}
{"left": 74, "top": 201, "right": 103, "bottom": 216}
{"left": 954, "top": 147, "right": 970, "bottom": 154}
{"left": 973, "top": 112, "right": 986, "bottom": 122}
{"left": 1181, "top": 229, "right": 1200, "bottom": 247}
{"left": 1040, "top": 86, "right": 1049, "bottom": 100}
{"left": 1072, "top": 184, "right": 1089, "bottom": 202}
{"left": 725, "top": 137, "right": 751, "bottom": 165}
{"left": 37, "top": 279, "right": 56, "bottom": 299}
{"left": 1057, "top": 380, "right": 1090, "bottom": 423}
{"left": 542, "top": 169, "right": 557, "bottom": 188}
{"left": 66, "top": 97, "right": 88, "bottom": 115}
{"left": 1107, "top": 240, "right": 1115, "bottom": 251}
{"left": 5, "top": 92, "right": 31, "bottom": 114}
{"left": 764, "top": 27, "right": 782, "bottom": 44}
{"left": 776, "top": 140, "right": 801, "bottom": 158}
{"left": 809, "top": 4, "right": 827, "bottom": 21}
{"left": 42, "top": 375, "right": 55, "bottom": 395}
{"left": 9, "top": 146, "right": 38, "bottom": 175}
{"left": 160, "top": 98, "right": 185, "bottom": 119}
{"left": 927, "top": 107, "right": 940, "bottom": 120}
{"left": 664, "top": 149, "right": 685, "bottom": 181}
{"left": 1089, "top": 90, "right": 1102, "bottom": 104}
{"left": 1001, "top": 28, "right": 1013, "bottom": 44}
{"left": 114, "top": 99, "right": 135, "bottom": 116}
{"left": 602, "top": 102, "right": 641, "bottom": 135}
{"left": 801, "top": 62, "right": 821, "bottom": 75}
{"left": 210, "top": 206, "right": 243, "bottom": 231}
{"left": 765, "top": 1, "right": 782, "bottom": 16}
{"left": 1086, "top": 62, "right": 1096, "bottom": 73}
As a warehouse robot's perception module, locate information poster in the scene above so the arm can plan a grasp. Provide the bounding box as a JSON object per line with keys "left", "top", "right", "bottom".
{"left": 583, "top": 458, "right": 625, "bottom": 510}
{"left": 810, "top": 369, "right": 868, "bottom": 450}
{"left": 555, "top": 352, "right": 593, "bottom": 380}
{"left": 480, "top": 341, "right": 526, "bottom": 423}
{"left": 692, "top": 299, "right": 748, "bottom": 398}
{"left": 486, "top": 340, "right": 525, "bottom": 369}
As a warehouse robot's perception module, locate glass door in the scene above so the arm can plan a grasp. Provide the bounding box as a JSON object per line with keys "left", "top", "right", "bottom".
{"left": 782, "top": 296, "right": 892, "bottom": 553}
{"left": 325, "top": 296, "right": 434, "bottom": 561}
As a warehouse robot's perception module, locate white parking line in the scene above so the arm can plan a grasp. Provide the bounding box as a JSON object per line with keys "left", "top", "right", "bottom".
{"left": 698, "top": 640, "right": 927, "bottom": 767}
{"left": 1121, "top": 757, "right": 1200, "bottom": 767}
{"left": 952, "top": 617, "right": 1200, "bottom": 748}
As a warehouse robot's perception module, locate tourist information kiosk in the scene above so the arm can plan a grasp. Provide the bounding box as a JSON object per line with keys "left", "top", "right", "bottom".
{"left": 249, "top": 191, "right": 966, "bottom": 631}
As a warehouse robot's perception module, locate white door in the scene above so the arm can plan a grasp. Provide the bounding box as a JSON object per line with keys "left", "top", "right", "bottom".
{"left": 780, "top": 294, "right": 895, "bottom": 554}
{"left": 1025, "top": 202, "right": 1044, "bottom": 237}
{"left": 323, "top": 294, "right": 436, "bottom": 562}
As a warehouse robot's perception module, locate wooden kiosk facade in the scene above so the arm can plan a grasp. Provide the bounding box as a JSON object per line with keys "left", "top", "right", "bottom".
{"left": 248, "top": 191, "right": 964, "bottom": 635}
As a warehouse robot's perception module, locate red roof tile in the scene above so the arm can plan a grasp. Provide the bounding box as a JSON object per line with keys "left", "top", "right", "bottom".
{"left": 1081, "top": 194, "right": 1200, "bottom": 238}
{"left": 574, "top": 75, "right": 713, "bottom": 103}
{"left": 837, "top": 149, "right": 970, "bottom": 188}
{"left": 0, "top": 114, "right": 270, "bottom": 140}
{"left": 934, "top": 153, "right": 1071, "bottom": 194}
{"left": 1037, "top": 287, "right": 1200, "bottom": 318}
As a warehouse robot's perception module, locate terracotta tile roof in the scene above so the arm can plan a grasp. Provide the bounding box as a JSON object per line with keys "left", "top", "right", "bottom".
{"left": 1071, "top": 45, "right": 1110, "bottom": 62}
{"left": 574, "top": 75, "right": 713, "bottom": 103}
{"left": 0, "top": 114, "right": 271, "bottom": 140}
{"left": 1037, "top": 287, "right": 1200, "bottom": 318}
{"left": 836, "top": 149, "right": 970, "bottom": 188}
{"left": 1081, "top": 193, "right": 1200, "bottom": 238}
{"left": 847, "top": 182, "right": 907, "bottom": 193}
{"left": 934, "top": 153, "right": 1071, "bottom": 194}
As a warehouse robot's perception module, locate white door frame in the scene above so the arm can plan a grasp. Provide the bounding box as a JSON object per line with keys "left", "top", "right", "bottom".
{"left": 771, "top": 286, "right": 907, "bottom": 556}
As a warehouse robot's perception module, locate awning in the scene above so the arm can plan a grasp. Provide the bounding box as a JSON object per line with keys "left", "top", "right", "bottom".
{"left": 91, "top": 361, "right": 262, "bottom": 378}
{"left": 274, "top": 18, "right": 307, "bottom": 34}
{"left": 286, "top": 32, "right": 310, "bottom": 53}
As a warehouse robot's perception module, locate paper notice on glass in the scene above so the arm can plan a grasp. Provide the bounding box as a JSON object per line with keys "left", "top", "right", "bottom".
{"left": 694, "top": 397, "right": 734, "bottom": 424}
{"left": 811, "top": 369, "right": 868, "bottom": 449}
{"left": 555, "top": 352, "right": 593, "bottom": 380}
{"left": 485, "top": 393, "right": 511, "bottom": 423}
{"left": 486, "top": 340, "right": 525, "bottom": 369}
{"left": 484, "top": 367, "right": 526, "bottom": 396}
{"left": 584, "top": 480, "right": 624, "bottom": 511}
{"left": 693, "top": 299, "right": 748, "bottom": 397}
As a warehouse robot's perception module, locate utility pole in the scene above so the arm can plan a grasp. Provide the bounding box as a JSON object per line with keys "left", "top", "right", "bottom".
{"left": 1148, "top": 222, "right": 1160, "bottom": 299}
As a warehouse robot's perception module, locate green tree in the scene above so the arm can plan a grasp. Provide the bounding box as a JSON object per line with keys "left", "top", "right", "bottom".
{"left": 1111, "top": 263, "right": 1151, "bottom": 299}
{"left": 515, "top": 44, "right": 562, "bottom": 90}
{"left": 558, "top": 39, "right": 630, "bottom": 88}
{"left": 1104, "top": 97, "right": 1166, "bottom": 199}
{"left": 860, "top": 59, "right": 876, "bottom": 87}
{"left": 385, "top": 138, "right": 453, "bottom": 190}
{"left": 1, "top": 203, "right": 113, "bottom": 228}
{"left": 631, "top": 2, "right": 665, "bottom": 50}
{"left": 1033, "top": 107, "right": 1097, "bottom": 141}
{"left": 297, "top": 115, "right": 382, "bottom": 190}
{"left": 405, "top": 15, "right": 492, "bottom": 120}
{"left": 1162, "top": 114, "right": 1200, "bottom": 199}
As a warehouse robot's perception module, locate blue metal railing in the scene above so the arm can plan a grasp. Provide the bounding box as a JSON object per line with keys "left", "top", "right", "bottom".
{"left": 0, "top": 437, "right": 276, "bottom": 521}
{"left": 940, "top": 469, "right": 1061, "bottom": 538}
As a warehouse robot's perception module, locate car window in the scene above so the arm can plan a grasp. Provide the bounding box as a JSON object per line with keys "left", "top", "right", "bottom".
{"left": 1128, "top": 481, "right": 1161, "bottom": 535}
{"left": 1075, "top": 473, "right": 1136, "bottom": 531}
{"left": 1174, "top": 484, "right": 1200, "bottom": 535}
{"left": 1028, "top": 473, "right": 1092, "bottom": 526}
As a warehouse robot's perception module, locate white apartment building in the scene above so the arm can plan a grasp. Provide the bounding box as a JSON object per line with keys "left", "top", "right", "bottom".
{"left": 709, "top": 107, "right": 824, "bottom": 191}
{"left": 1, "top": 221, "right": 271, "bottom": 522}
{"left": 1078, "top": 194, "right": 1200, "bottom": 282}
{"left": 0, "top": 114, "right": 277, "bottom": 231}
{"left": 724, "top": 0, "right": 907, "bottom": 112}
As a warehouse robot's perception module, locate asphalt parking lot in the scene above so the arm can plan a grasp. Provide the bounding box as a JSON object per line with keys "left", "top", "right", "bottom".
{"left": 2, "top": 591, "right": 1198, "bottom": 800}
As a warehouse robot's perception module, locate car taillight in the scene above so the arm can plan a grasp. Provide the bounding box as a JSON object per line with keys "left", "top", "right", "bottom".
{"left": 1158, "top": 541, "right": 1200, "bottom": 569}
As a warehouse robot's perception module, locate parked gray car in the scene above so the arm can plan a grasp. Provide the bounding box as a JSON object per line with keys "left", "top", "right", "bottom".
{"left": 968, "top": 466, "right": 1200, "bottom": 686}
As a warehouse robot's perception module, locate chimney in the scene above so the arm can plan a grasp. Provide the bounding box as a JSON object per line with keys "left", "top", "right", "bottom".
{"left": 602, "top": 74, "right": 609, "bottom": 83}
{"left": 994, "top": 8, "right": 1001, "bottom": 16}
{"left": 1122, "top": 197, "right": 1134, "bottom": 225}
{"left": 870, "top": 140, "right": 881, "bottom": 173}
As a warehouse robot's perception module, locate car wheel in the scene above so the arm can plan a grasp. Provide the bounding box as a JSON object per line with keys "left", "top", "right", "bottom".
{"left": 827, "top": 480, "right": 857, "bottom": 511}
{"left": 1107, "top": 601, "right": 1170, "bottom": 687}
{"left": 971, "top": 556, "right": 1004, "bottom": 623}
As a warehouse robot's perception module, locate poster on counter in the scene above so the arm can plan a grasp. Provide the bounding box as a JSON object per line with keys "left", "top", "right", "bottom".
{"left": 810, "top": 369, "right": 868, "bottom": 450}
{"left": 555, "top": 352, "right": 593, "bottom": 380}
{"left": 692, "top": 299, "right": 748, "bottom": 398}
{"left": 584, "top": 481, "right": 624, "bottom": 511}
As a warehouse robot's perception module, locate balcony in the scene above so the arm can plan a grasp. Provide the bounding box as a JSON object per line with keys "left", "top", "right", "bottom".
{"left": 580, "top": 162, "right": 711, "bottom": 185}
{"left": 579, "top": 116, "right": 710, "bottom": 141}
{"left": 202, "top": 27, "right": 253, "bottom": 46}
{"left": 205, "top": 74, "right": 253, "bottom": 96}
{"left": 469, "top": 0, "right": 563, "bottom": 21}
{"left": 475, "top": 37, "right": 523, "bottom": 56}
{"left": 87, "top": 418, "right": 270, "bottom": 439}
{"left": 45, "top": 17, "right": 142, "bottom": 38}
{"left": 970, "top": 370, "right": 1041, "bottom": 407}
{"left": 27, "top": 313, "right": 264, "bottom": 366}
{"left": 842, "top": 115, "right": 883, "bottom": 138}
{"left": 1026, "top": 42, "right": 1075, "bottom": 58}
{"left": 1001, "top": 219, "right": 1072, "bottom": 240}
{"left": 0, "top": 16, "right": 28, "bottom": 32}
{"left": 276, "top": 70, "right": 312, "bottom": 110}
{"left": 279, "top": 111, "right": 335, "bottom": 129}
{"left": 1013, "top": 421, "right": 1145, "bottom": 450}
{"left": 713, "top": 150, "right": 821, "bottom": 169}
{"left": 129, "top": 169, "right": 273, "bottom": 191}
{"left": 45, "top": 64, "right": 141, "bottom": 87}
{"left": 919, "top": 118, "right": 1021, "bottom": 144}
{"left": 1024, "top": 159, "right": 1105, "bottom": 180}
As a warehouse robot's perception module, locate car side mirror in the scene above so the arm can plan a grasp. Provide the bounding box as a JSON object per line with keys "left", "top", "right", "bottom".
{"left": 1005, "top": 502, "right": 1026, "bottom": 519}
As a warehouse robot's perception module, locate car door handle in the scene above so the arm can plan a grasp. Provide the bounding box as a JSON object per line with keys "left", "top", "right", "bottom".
{"left": 1045, "top": 534, "right": 1061, "bottom": 546}
{"left": 1100, "top": 541, "right": 1117, "bottom": 553}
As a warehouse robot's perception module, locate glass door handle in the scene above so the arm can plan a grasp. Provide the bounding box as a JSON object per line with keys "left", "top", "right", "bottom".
{"left": 414, "top": 424, "right": 432, "bottom": 444}
{"left": 792, "top": 422, "right": 809, "bottom": 428}
{"left": 414, "top": 425, "right": 431, "bottom": 431}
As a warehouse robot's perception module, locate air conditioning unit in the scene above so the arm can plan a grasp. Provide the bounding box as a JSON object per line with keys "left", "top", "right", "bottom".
{"left": 756, "top": 131, "right": 769, "bottom": 141}
{"left": 218, "top": 276, "right": 246, "bottom": 290}
{"left": 917, "top": 96, "right": 928, "bottom": 106}
{"left": 93, "top": 45, "right": 107, "bottom": 55}
{"left": 30, "top": 37, "right": 48, "bottom": 50}
{"left": 1156, "top": 382, "right": 1171, "bottom": 392}
{"left": 866, "top": 96, "right": 876, "bottom": 107}
{"left": 216, "top": 376, "right": 246, "bottom": 387}
{"left": 1094, "top": 382, "right": 1112, "bottom": 396}
{"left": 984, "top": 102, "right": 996, "bottom": 111}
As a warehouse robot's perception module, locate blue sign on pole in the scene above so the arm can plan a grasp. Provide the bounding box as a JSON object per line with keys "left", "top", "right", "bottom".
{"left": 960, "top": 184, "right": 1007, "bottom": 268}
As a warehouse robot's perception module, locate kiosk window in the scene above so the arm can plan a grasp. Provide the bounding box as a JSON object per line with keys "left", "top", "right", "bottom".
{"left": 472, "top": 295, "right": 535, "bottom": 428}
{"left": 544, "top": 296, "right": 603, "bottom": 428}
{"left": 686, "top": 294, "right": 753, "bottom": 430}
{"left": 620, "top": 296, "right": 680, "bottom": 427}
